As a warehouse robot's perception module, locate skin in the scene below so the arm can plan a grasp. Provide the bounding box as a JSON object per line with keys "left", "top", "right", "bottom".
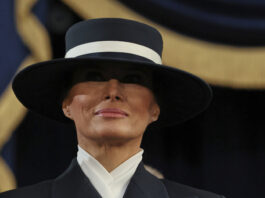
{"left": 62, "top": 69, "right": 160, "bottom": 172}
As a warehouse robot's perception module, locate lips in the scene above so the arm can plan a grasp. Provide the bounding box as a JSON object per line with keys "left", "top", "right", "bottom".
{"left": 95, "top": 108, "right": 128, "bottom": 118}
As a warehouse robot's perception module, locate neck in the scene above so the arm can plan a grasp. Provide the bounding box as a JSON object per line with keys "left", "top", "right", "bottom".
{"left": 78, "top": 137, "right": 143, "bottom": 172}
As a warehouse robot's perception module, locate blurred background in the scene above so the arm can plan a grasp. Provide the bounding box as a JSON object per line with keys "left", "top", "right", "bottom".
{"left": 1, "top": 0, "right": 265, "bottom": 197}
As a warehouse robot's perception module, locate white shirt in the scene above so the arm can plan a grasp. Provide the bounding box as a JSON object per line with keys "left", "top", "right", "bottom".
{"left": 77, "top": 146, "right": 144, "bottom": 198}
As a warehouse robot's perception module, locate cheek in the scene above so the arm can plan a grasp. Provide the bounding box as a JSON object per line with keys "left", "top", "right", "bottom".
{"left": 128, "top": 91, "right": 155, "bottom": 123}
{"left": 70, "top": 95, "right": 96, "bottom": 121}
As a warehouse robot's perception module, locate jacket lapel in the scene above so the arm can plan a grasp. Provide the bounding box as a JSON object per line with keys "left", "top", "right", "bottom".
{"left": 51, "top": 159, "right": 101, "bottom": 198}
{"left": 51, "top": 159, "right": 170, "bottom": 198}
{"left": 123, "top": 162, "right": 169, "bottom": 198}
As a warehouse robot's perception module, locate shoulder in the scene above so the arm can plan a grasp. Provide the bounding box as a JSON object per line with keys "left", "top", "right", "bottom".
{"left": 0, "top": 180, "right": 52, "bottom": 198}
{"left": 161, "top": 179, "right": 225, "bottom": 198}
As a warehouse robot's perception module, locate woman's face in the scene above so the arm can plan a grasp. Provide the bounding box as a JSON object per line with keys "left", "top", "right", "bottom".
{"left": 62, "top": 67, "right": 160, "bottom": 144}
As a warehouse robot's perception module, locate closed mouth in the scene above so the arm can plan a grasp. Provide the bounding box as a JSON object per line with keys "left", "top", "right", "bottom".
{"left": 94, "top": 108, "right": 128, "bottom": 118}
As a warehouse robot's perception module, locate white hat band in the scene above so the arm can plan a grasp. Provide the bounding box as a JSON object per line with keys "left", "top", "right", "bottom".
{"left": 65, "top": 41, "right": 162, "bottom": 64}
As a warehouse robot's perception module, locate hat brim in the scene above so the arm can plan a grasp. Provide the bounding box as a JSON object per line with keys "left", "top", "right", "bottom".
{"left": 12, "top": 57, "right": 212, "bottom": 127}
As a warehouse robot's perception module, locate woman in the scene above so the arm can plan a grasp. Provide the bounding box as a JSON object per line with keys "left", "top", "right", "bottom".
{"left": 1, "top": 18, "right": 224, "bottom": 198}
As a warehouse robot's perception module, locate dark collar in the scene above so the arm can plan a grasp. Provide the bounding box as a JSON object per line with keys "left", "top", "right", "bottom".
{"left": 51, "top": 158, "right": 169, "bottom": 198}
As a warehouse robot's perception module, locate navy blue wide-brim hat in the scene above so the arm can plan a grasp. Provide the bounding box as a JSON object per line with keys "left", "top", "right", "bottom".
{"left": 12, "top": 18, "right": 212, "bottom": 127}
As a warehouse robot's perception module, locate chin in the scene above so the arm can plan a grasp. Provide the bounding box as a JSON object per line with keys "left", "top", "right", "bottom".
{"left": 93, "top": 124, "right": 139, "bottom": 141}
{"left": 98, "top": 125, "right": 131, "bottom": 136}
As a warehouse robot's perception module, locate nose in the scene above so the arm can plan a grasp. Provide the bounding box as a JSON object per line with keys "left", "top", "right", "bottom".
{"left": 104, "top": 79, "right": 124, "bottom": 101}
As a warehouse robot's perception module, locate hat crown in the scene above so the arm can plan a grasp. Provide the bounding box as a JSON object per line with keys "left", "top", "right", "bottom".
{"left": 65, "top": 18, "right": 163, "bottom": 64}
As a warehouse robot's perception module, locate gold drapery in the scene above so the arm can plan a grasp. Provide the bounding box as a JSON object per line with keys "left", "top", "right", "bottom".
{"left": 0, "top": 0, "right": 52, "bottom": 192}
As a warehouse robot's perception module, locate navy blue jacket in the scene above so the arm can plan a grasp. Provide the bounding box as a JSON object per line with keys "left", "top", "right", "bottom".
{"left": 1, "top": 159, "right": 225, "bottom": 198}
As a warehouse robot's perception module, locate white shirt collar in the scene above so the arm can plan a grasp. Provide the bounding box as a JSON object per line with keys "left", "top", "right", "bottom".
{"left": 77, "top": 145, "right": 143, "bottom": 198}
